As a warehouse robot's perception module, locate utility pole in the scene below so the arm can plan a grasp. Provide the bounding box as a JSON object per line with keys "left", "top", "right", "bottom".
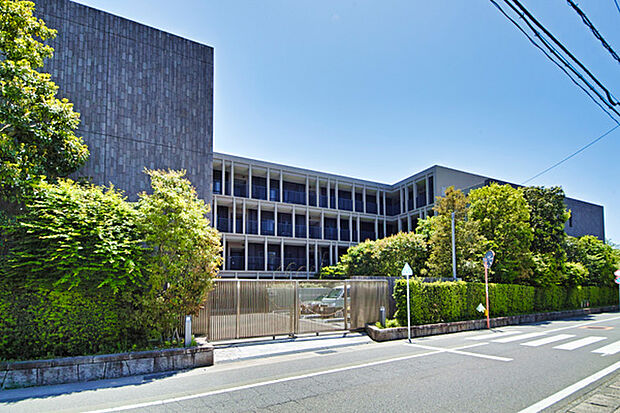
{"left": 451, "top": 212, "right": 457, "bottom": 281}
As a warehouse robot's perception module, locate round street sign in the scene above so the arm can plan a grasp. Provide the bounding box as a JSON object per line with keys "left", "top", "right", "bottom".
{"left": 614, "top": 269, "right": 620, "bottom": 284}
{"left": 483, "top": 250, "right": 495, "bottom": 269}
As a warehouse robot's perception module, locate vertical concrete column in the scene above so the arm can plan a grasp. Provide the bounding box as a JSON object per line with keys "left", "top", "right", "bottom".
{"left": 352, "top": 184, "right": 356, "bottom": 211}
{"left": 249, "top": 165, "right": 252, "bottom": 199}
{"left": 400, "top": 187, "right": 404, "bottom": 214}
{"left": 275, "top": 204, "right": 278, "bottom": 236}
{"left": 316, "top": 176, "right": 319, "bottom": 206}
{"left": 222, "top": 235, "right": 227, "bottom": 270}
{"left": 222, "top": 160, "right": 226, "bottom": 195}
{"left": 337, "top": 212, "right": 341, "bottom": 241}
{"left": 267, "top": 168, "right": 270, "bottom": 200}
{"left": 280, "top": 239, "right": 284, "bottom": 272}
{"left": 321, "top": 211, "right": 325, "bottom": 239}
{"left": 292, "top": 206, "right": 296, "bottom": 238}
{"left": 349, "top": 214, "right": 353, "bottom": 242}
{"left": 213, "top": 197, "right": 218, "bottom": 228}
{"left": 329, "top": 243, "right": 333, "bottom": 266}
{"left": 244, "top": 237, "right": 248, "bottom": 272}
{"left": 426, "top": 176, "right": 431, "bottom": 205}
{"left": 376, "top": 190, "right": 380, "bottom": 214}
{"left": 305, "top": 176, "right": 309, "bottom": 206}
{"left": 407, "top": 215, "right": 412, "bottom": 233}
{"left": 363, "top": 186, "right": 366, "bottom": 213}
{"left": 414, "top": 182, "right": 418, "bottom": 210}
{"left": 405, "top": 185, "right": 409, "bottom": 212}
{"left": 232, "top": 198, "right": 237, "bottom": 233}
{"left": 398, "top": 218, "right": 402, "bottom": 233}
{"left": 315, "top": 241, "right": 319, "bottom": 271}
{"left": 335, "top": 182, "right": 339, "bottom": 210}
{"left": 230, "top": 161, "right": 235, "bottom": 197}
{"left": 327, "top": 179, "right": 331, "bottom": 208}
{"left": 264, "top": 238, "right": 268, "bottom": 271}
{"left": 242, "top": 199, "right": 246, "bottom": 234}
{"left": 357, "top": 216, "right": 361, "bottom": 243}
{"left": 279, "top": 170, "right": 283, "bottom": 203}
{"left": 258, "top": 201, "right": 262, "bottom": 234}
{"left": 306, "top": 241, "right": 310, "bottom": 278}
{"left": 306, "top": 208, "right": 309, "bottom": 240}
{"left": 383, "top": 192, "right": 387, "bottom": 217}
{"left": 383, "top": 219, "right": 387, "bottom": 236}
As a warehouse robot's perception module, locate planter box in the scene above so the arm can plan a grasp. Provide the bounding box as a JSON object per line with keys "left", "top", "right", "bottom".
{"left": 0, "top": 344, "right": 214, "bottom": 390}
{"left": 366, "top": 306, "right": 618, "bottom": 342}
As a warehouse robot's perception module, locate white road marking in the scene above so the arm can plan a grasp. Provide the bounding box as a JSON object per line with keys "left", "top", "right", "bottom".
{"left": 466, "top": 330, "right": 522, "bottom": 341}
{"left": 406, "top": 343, "right": 513, "bottom": 362}
{"left": 519, "top": 361, "right": 620, "bottom": 413}
{"left": 545, "top": 314, "right": 620, "bottom": 333}
{"left": 521, "top": 334, "right": 575, "bottom": 347}
{"left": 592, "top": 340, "right": 620, "bottom": 356}
{"left": 85, "top": 342, "right": 493, "bottom": 413}
{"left": 553, "top": 336, "right": 607, "bottom": 351}
{"left": 493, "top": 332, "right": 547, "bottom": 343}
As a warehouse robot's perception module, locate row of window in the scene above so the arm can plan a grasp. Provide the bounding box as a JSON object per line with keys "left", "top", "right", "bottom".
{"left": 226, "top": 245, "right": 346, "bottom": 272}
{"left": 213, "top": 171, "right": 433, "bottom": 215}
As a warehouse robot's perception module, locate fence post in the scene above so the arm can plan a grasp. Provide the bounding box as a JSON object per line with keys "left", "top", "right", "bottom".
{"left": 236, "top": 280, "right": 241, "bottom": 339}
{"left": 294, "top": 281, "right": 300, "bottom": 335}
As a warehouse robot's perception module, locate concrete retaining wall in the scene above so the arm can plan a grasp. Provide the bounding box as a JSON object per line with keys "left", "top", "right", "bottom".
{"left": 0, "top": 345, "right": 213, "bottom": 390}
{"left": 366, "top": 306, "right": 618, "bottom": 342}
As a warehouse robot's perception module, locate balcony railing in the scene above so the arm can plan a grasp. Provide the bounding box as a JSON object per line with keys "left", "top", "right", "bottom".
{"left": 338, "top": 198, "right": 353, "bottom": 211}
{"left": 283, "top": 190, "right": 306, "bottom": 205}
{"left": 278, "top": 222, "right": 293, "bottom": 237}
{"left": 295, "top": 225, "right": 306, "bottom": 238}
{"left": 227, "top": 256, "right": 244, "bottom": 271}
{"left": 309, "top": 226, "right": 321, "bottom": 239}
{"left": 252, "top": 185, "right": 267, "bottom": 200}
{"left": 361, "top": 231, "right": 375, "bottom": 241}
{"left": 324, "top": 227, "right": 338, "bottom": 240}
{"left": 248, "top": 256, "right": 264, "bottom": 270}
{"left": 246, "top": 219, "right": 258, "bottom": 234}
{"left": 217, "top": 217, "right": 230, "bottom": 233}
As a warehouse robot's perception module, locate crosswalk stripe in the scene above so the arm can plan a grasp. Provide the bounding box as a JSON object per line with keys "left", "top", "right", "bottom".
{"left": 493, "top": 332, "right": 547, "bottom": 343}
{"left": 467, "top": 331, "right": 522, "bottom": 341}
{"left": 554, "top": 336, "right": 606, "bottom": 351}
{"left": 521, "top": 334, "right": 575, "bottom": 347}
{"left": 592, "top": 340, "right": 620, "bottom": 356}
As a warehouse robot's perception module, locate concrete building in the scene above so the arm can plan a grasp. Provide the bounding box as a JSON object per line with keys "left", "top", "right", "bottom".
{"left": 213, "top": 155, "right": 604, "bottom": 279}
{"left": 35, "top": 0, "right": 214, "bottom": 202}
{"left": 33, "top": 0, "right": 605, "bottom": 280}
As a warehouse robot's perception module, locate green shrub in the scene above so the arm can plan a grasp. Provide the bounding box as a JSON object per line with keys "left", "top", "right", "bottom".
{"left": 394, "top": 279, "right": 616, "bottom": 326}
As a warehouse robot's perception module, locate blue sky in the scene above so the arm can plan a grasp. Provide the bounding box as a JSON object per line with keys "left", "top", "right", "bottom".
{"left": 72, "top": 0, "right": 620, "bottom": 243}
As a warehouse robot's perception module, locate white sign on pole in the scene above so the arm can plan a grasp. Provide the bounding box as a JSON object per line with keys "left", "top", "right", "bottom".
{"left": 402, "top": 263, "right": 413, "bottom": 343}
{"left": 476, "top": 303, "right": 486, "bottom": 313}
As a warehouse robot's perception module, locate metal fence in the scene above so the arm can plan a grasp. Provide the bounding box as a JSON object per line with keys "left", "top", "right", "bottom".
{"left": 190, "top": 279, "right": 389, "bottom": 342}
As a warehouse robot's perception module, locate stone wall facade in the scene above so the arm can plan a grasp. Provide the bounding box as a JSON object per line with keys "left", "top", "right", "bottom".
{"left": 34, "top": 0, "right": 214, "bottom": 202}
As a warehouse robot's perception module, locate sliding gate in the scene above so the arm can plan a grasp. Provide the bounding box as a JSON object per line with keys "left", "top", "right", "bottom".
{"left": 191, "top": 279, "right": 389, "bottom": 342}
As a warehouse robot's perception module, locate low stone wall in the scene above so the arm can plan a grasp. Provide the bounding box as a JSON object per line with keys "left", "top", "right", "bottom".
{"left": 366, "top": 306, "right": 618, "bottom": 342}
{"left": 0, "top": 345, "right": 214, "bottom": 390}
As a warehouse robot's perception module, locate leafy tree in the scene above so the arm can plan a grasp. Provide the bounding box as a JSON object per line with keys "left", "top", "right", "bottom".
{"left": 566, "top": 235, "right": 617, "bottom": 286}
{"left": 426, "top": 187, "right": 487, "bottom": 281}
{"left": 3, "top": 178, "right": 144, "bottom": 292}
{"left": 137, "top": 169, "right": 222, "bottom": 338}
{"left": 468, "top": 183, "right": 533, "bottom": 284}
{"left": 0, "top": 0, "right": 88, "bottom": 204}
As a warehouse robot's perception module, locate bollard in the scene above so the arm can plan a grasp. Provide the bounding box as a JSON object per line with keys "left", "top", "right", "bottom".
{"left": 185, "top": 315, "right": 192, "bottom": 347}
{"left": 379, "top": 306, "right": 386, "bottom": 328}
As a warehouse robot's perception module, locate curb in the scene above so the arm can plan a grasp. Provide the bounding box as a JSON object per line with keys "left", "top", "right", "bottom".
{"left": 366, "top": 306, "right": 618, "bottom": 342}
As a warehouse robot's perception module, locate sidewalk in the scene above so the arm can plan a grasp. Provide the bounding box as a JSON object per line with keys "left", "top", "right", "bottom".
{"left": 210, "top": 332, "right": 374, "bottom": 363}
{"left": 555, "top": 371, "right": 620, "bottom": 412}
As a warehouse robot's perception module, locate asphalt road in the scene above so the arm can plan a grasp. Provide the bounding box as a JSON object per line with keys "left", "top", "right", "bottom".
{"left": 2, "top": 312, "right": 620, "bottom": 412}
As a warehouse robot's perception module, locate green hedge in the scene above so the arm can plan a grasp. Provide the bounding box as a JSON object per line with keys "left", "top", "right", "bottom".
{"left": 0, "top": 280, "right": 144, "bottom": 360}
{"left": 393, "top": 280, "right": 617, "bottom": 326}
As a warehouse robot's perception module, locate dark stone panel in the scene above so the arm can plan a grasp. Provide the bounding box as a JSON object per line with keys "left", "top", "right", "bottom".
{"left": 564, "top": 197, "right": 605, "bottom": 240}
{"left": 34, "top": 0, "right": 213, "bottom": 201}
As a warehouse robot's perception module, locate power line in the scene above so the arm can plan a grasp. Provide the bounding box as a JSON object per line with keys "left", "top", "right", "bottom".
{"left": 490, "top": 0, "right": 620, "bottom": 123}
{"left": 509, "top": 0, "right": 620, "bottom": 110}
{"left": 614, "top": 0, "right": 620, "bottom": 16}
{"left": 566, "top": 0, "right": 620, "bottom": 64}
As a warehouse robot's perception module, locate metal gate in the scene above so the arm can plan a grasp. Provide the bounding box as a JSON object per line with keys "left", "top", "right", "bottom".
{"left": 191, "top": 279, "right": 388, "bottom": 342}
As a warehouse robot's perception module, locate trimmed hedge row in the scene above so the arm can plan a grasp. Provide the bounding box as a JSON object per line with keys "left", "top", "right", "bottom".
{"left": 393, "top": 280, "right": 617, "bottom": 326}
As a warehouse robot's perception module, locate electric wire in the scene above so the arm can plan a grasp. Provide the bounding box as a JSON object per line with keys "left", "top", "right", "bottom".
{"left": 489, "top": 0, "right": 620, "bottom": 124}
{"left": 522, "top": 124, "right": 619, "bottom": 184}
{"left": 509, "top": 0, "right": 620, "bottom": 109}
{"left": 566, "top": 0, "right": 620, "bottom": 64}
{"left": 614, "top": 0, "right": 620, "bottom": 16}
